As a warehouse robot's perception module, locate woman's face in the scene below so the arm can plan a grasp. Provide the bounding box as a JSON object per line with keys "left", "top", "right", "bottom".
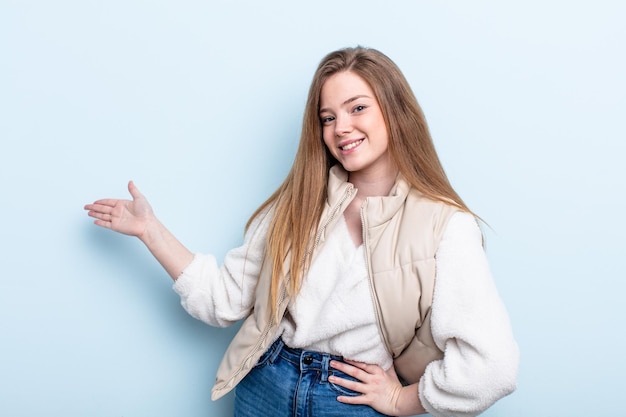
{"left": 319, "top": 71, "right": 392, "bottom": 178}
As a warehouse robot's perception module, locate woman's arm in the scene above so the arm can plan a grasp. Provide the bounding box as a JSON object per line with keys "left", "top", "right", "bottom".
{"left": 419, "top": 211, "right": 519, "bottom": 417}
{"left": 84, "top": 181, "right": 194, "bottom": 280}
{"left": 85, "top": 181, "right": 270, "bottom": 327}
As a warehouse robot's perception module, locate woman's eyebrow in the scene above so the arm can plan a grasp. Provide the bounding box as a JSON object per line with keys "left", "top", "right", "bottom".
{"left": 320, "top": 95, "right": 372, "bottom": 114}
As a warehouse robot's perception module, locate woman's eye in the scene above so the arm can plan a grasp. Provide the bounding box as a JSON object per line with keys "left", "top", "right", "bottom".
{"left": 353, "top": 105, "right": 366, "bottom": 113}
{"left": 321, "top": 116, "right": 335, "bottom": 124}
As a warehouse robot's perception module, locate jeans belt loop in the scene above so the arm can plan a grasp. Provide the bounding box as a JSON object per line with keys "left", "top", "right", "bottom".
{"left": 268, "top": 338, "right": 285, "bottom": 364}
{"left": 321, "top": 354, "right": 330, "bottom": 382}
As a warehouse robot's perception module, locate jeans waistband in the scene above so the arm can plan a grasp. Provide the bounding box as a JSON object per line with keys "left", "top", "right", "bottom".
{"left": 266, "top": 338, "right": 344, "bottom": 382}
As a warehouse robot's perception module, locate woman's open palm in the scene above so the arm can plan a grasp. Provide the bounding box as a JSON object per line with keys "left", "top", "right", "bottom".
{"left": 84, "top": 181, "right": 154, "bottom": 238}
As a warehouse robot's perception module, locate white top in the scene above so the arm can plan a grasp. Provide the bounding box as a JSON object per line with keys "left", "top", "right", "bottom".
{"left": 277, "top": 215, "right": 393, "bottom": 369}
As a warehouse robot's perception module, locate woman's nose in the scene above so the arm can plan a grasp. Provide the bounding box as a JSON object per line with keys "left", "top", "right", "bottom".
{"left": 334, "top": 114, "right": 353, "bottom": 137}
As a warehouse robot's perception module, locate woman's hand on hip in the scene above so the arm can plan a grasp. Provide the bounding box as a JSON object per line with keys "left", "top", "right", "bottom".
{"left": 329, "top": 359, "right": 426, "bottom": 416}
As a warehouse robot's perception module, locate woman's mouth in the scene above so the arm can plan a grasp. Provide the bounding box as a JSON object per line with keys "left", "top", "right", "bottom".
{"left": 340, "top": 139, "right": 364, "bottom": 151}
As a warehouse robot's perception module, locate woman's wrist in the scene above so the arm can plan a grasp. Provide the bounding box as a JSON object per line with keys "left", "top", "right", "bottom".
{"left": 394, "top": 384, "right": 427, "bottom": 416}
{"left": 137, "top": 215, "right": 163, "bottom": 247}
{"left": 138, "top": 216, "right": 194, "bottom": 280}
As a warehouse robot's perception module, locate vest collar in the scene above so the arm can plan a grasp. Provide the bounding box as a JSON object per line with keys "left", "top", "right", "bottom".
{"left": 327, "top": 165, "right": 412, "bottom": 228}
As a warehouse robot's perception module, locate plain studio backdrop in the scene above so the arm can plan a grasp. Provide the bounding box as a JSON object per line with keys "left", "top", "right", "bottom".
{"left": 1, "top": 1, "right": 624, "bottom": 416}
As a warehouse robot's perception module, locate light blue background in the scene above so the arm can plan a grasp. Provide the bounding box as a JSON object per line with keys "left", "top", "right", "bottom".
{"left": 1, "top": 1, "right": 625, "bottom": 416}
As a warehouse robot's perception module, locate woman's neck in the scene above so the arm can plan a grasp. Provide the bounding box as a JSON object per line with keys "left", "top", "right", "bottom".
{"left": 348, "top": 166, "right": 399, "bottom": 198}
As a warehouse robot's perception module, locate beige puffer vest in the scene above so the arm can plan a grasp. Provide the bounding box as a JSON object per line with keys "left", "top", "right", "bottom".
{"left": 211, "top": 166, "right": 459, "bottom": 400}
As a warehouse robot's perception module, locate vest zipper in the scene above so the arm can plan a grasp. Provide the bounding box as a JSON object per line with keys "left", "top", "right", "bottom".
{"left": 361, "top": 201, "right": 393, "bottom": 357}
{"left": 307, "top": 184, "right": 356, "bottom": 259}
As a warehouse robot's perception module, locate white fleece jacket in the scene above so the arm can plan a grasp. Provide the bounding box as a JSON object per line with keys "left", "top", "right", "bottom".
{"left": 173, "top": 211, "right": 519, "bottom": 417}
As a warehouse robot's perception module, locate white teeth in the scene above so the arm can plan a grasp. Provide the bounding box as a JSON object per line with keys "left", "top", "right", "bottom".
{"left": 340, "top": 139, "right": 363, "bottom": 151}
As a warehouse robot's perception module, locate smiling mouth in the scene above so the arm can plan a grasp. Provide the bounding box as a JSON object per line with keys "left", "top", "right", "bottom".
{"left": 340, "top": 139, "right": 364, "bottom": 151}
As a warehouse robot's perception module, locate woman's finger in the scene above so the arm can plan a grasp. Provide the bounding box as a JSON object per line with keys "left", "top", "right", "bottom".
{"left": 87, "top": 199, "right": 118, "bottom": 209}
{"left": 128, "top": 180, "right": 143, "bottom": 200}
{"left": 330, "top": 360, "right": 361, "bottom": 377}
{"left": 86, "top": 209, "right": 113, "bottom": 222}
{"left": 329, "top": 374, "right": 363, "bottom": 392}
{"left": 330, "top": 359, "right": 379, "bottom": 382}
{"left": 344, "top": 359, "right": 380, "bottom": 374}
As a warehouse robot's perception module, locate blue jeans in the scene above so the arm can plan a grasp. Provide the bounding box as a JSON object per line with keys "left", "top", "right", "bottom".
{"left": 234, "top": 338, "right": 391, "bottom": 417}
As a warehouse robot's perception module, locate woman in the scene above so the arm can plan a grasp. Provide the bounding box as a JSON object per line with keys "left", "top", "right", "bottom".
{"left": 85, "top": 47, "right": 519, "bottom": 417}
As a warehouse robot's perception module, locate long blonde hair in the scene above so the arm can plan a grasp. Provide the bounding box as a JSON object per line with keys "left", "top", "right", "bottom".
{"left": 248, "top": 46, "right": 470, "bottom": 316}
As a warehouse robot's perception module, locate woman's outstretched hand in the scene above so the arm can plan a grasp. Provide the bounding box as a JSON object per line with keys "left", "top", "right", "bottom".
{"left": 84, "top": 181, "right": 154, "bottom": 239}
{"left": 84, "top": 181, "right": 194, "bottom": 280}
{"left": 329, "top": 359, "right": 426, "bottom": 416}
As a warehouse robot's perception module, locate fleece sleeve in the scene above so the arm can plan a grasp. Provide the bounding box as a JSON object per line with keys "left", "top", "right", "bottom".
{"left": 419, "top": 212, "right": 520, "bottom": 417}
{"left": 171, "top": 209, "right": 271, "bottom": 327}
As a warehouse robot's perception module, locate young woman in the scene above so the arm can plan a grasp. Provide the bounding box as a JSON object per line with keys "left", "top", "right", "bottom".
{"left": 85, "top": 47, "right": 519, "bottom": 417}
